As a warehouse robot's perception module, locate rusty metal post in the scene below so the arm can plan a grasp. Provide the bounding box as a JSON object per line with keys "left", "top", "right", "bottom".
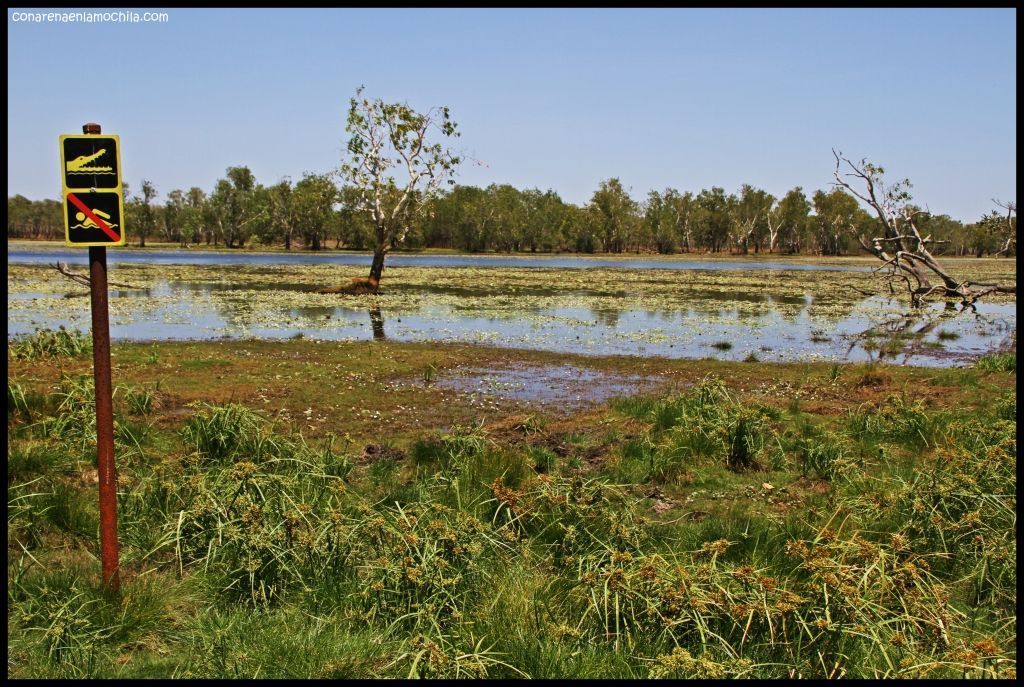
{"left": 84, "top": 122, "right": 120, "bottom": 593}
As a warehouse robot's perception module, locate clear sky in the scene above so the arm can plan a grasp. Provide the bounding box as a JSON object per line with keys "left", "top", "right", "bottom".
{"left": 7, "top": 8, "right": 1017, "bottom": 221}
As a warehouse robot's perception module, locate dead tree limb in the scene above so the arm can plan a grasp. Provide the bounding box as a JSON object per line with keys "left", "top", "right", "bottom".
{"left": 831, "top": 151, "right": 1016, "bottom": 307}
{"left": 992, "top": 199, "right": 1017, "bottom": 257}
{"left": 50, "top": 262, "right": 142, "bottom": 290}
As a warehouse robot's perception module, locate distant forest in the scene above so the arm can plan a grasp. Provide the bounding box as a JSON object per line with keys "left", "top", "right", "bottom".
{"left": 8, "top": 170, "right": 1016, "bottom": 257}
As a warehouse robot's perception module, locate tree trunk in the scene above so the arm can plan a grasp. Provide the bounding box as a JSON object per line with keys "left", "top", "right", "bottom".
{"left": 369, "top": 247, "right": 386, "bottom": 282}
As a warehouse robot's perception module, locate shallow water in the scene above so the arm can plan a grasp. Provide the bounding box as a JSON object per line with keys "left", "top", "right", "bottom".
{"left": 433, "top": 365, "right": 661, "bottom": 411}
{"left": 7, "top": 246, "right": 869, "bottom": 272}
{"left": 7, "top": 255, "right": 1015, "bottom": 368}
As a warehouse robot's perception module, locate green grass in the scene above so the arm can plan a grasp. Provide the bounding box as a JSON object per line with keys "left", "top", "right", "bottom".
{"left": 6, "top": 352, "right": 1017, "bottom": 679}
{"left": 10, "top": 327, "right": 91, "bottom": 360}
{"left": 976, "top": 353, "right": 1016, "bottom": 373}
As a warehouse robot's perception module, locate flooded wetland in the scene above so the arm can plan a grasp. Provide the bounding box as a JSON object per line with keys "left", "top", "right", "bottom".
{"left": 7, "top": 249, "right": 1016, "bottom": 372}
{"left": 6, "top": 247, "right": 1018, "bottom": 679}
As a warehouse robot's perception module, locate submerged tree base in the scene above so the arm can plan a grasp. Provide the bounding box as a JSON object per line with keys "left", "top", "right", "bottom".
{"left": 318, "top": 276, "right": 380, "bottom": 295}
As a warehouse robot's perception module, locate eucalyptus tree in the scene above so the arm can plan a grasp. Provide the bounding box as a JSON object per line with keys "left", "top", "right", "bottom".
{"left": 339, "top": 86, "right": 461, "bottom": 291}
{"left": 773, "top": 187, "right": 811, "bottom": 254}
{"left": 733, "top": 184, "right": 775, "bottom": 254}
{"left": 164, "top": 189, "right": 186, "bottom": 245}
{"left": 591, "top": 178, "right": 638, "bottom": 253}
{"left": 205, "top": 166, "right": 264, "bottom": 248}
{"left": 262, "top": 180, "right": 295, "bottom": 249}
{"left": 693, "top": 187, "right": 733, "bottom": 253}
{"left": 183, "top": 187, "right": 206, "bottom": 246}
{"left": 524, "top": 189, "right": 568, "bottom": 252}
{"left": 292, "top": 173, "right": 338, "bottom": 251}
{"left": 446, "top": 185, "right": 492, "bottom": 253}
{"left": 487, "top": 184, "right": 528, "bottom": 252}
{"left": 135, "top": 179, "right": 158, "bottom": 247}
{"left": 644, "top": 188, "right": 694, "bottom": 254}
{"left": 831, "top": 151, "right": 1015, "bottom": 306}
{"left": 811, "top": 187, "right": 863, "bottom": 256}
{"left": 989, "top": 199, "right": 1016, "bottom": 256}
{"left": 644, "top": 190, "right": 675, "bottom": 254}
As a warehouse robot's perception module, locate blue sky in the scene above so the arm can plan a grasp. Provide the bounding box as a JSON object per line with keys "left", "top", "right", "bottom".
{"left": 7, "top": 8, "right": 1016, "bottom": 221}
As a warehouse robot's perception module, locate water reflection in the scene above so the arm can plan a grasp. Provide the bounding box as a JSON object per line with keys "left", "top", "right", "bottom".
{"left": 9, "top": 247, "right": 871, "bottom": 272}
{"left": 369, "top": 304, "right": 385, "bottom": 340}
{"left": 7, "top": 274, "right": 1013, "bottom": 368}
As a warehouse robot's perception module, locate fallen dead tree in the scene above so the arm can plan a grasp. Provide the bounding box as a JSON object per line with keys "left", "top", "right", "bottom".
{"left": 832, "top": 151, "right": 1016, "bottom": 307}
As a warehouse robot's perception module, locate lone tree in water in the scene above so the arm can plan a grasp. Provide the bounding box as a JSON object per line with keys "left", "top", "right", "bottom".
{"left": 337, "top": 87, "right": 461, "bottom": 293}
{"left": 831, "top": 150, "right": 1015, "bottom": 308}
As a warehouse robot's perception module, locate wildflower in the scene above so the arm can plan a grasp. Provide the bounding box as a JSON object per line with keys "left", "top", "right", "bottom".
{"left": 730, "top": 603, "right": 751, "bottom": 620}
{"left": 700, "top": 539, "right": 731, "bottom": 556}
{"left": 945, "top": 648, "right": 978, "bottom": 665}
{"left": 785, "top": 540, "right": 810, "bottom": 559}
{"left": 610, "top": 550, "right": 633, "bottom": 565}
{"left": 732, "top": 565, "right": 754, "bottom": 582}
{"left": 973, "top": 638, "right": 1000, "bottom": 656}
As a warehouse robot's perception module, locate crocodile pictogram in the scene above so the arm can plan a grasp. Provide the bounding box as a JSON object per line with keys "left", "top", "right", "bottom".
{"left": 66, "top": 149, "right": 113, "bottom": 174}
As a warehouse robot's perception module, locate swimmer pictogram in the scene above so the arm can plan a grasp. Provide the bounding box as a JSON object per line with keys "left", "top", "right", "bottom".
{"left": 64, "top": 191, "right": 124, "bottom": 245}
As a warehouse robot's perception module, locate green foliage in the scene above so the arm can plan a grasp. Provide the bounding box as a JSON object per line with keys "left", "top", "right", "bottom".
{"left": 797, "top": 429, "right": 856, "bottom": 480}
{"left": 10, "top": 327, "right": 91, "bottom": 360}
{"left": 179, "top": 403, "right": 267, "bottom": 462}
{"left": 847, "top": 394, "right": 944, "bottom": 450}
{"left": 7, "top": 363, "right": 1017, "bottom": 679}
{"left": 621, "top": 378, "right": 778, "bottom": 476}
{"left": 975, "top": 353, "right": 1015, "bottom": 373}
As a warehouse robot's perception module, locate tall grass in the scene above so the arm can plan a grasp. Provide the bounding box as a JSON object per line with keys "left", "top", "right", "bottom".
{"left": 7, "top": 370, "right": 1016, "bottom": 679}
{"left": 10, "top": 327, "right": 92, "bottom": 360}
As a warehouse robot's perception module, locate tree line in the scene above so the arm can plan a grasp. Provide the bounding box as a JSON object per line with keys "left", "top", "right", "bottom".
{"left": 7, "top": 172, "right": 1016, "bottom": 257}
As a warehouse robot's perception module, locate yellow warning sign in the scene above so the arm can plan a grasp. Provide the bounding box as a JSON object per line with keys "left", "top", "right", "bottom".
{"left": 59, "top": 134, "right": 122, "bottom": 191}
{"left": 60, "top": 132, "right": 125, "bottom": 246}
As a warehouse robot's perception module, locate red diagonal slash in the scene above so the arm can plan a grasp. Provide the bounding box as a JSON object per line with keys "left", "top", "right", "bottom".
{"left": 67, "top": 192, "right": 120, "bottom": 242}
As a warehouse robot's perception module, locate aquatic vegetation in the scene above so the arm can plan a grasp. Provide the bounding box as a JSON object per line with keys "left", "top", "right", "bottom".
{"left": 976, "top": 353, "right": 1015, "bottom": 373}
{"left": 10, "top": 327, "right": 91, "bottom": 360}
{"left": 7, "top": 257, "right": 1015, "bottom": 366}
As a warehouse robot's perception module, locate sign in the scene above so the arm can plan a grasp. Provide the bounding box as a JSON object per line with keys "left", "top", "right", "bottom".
{"left": 59, "top": 134, "right": 125, "bottom": 246}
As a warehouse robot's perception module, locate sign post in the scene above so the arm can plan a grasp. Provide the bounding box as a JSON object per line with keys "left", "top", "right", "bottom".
{"left": 62, "top": 122, "right": 123, "bottom": 593}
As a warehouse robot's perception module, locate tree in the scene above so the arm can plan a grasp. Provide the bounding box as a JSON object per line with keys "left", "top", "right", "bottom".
{"left": 292, "top": 173, "right": 338, "bottom": 250}
{"left": 135, "top": 179, "right": 158, "bottom": 247}
{"left": 164, "top": 189, "right": 186, "bottom": 245}
{"left": 339, "top": 86, "right": 461, "bottom": 291}
{"left": 183, "top": 187, "right": 206, "bottom": 246}
{"left": 693, "top": 187, "right": 734, "bottom": 253}
{"left": 262, "top": 180, "right": 295, "bottom": 249}
{"left": 831, "top": 150, "right": 1015, "bottom": 306}
{"left": 205, "top": 167, "right": 264, "bottom": 248}
{"left": 645, "top": 189, "right": 690, "bottom": 254}
{"left": 733, "top": 184, "right": 775, "bottom": 254}
{"left": 991, "top": 199, "right": 1017, "bottom": 257}
{"left": 591, "top": 178, "right": 638, "bottom": 253}
{"left": 811, "top": 188, "right": 864, "bottom": 256}
{"left": 774, "top": 187, "right": 811, "bottom": 254}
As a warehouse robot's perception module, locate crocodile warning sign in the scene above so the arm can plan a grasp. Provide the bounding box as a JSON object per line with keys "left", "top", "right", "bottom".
{"left": 61, "top": 135, "right": 122, "bottom": 190}
{"left": 59, "top": 134, "right": 125, "bottom": 245}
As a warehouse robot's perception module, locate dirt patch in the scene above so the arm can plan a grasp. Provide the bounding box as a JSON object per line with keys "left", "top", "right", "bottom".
{"left": 358, "top": 443, "right": 406, "bottom": 465}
